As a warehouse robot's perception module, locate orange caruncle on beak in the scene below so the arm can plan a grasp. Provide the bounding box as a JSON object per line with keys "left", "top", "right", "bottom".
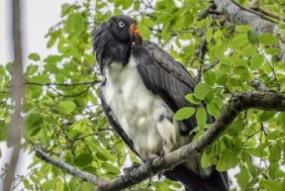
{"left": 129, "top": 23, "right": 143, "bottom": 45}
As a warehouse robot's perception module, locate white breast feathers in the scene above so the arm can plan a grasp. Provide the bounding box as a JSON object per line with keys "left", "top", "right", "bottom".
{"left": 102, "top": 55, "right": 180, "bottom": 159}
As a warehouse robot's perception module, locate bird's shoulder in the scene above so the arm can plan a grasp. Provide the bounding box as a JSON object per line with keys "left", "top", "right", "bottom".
{"left": 132, "top": 41, "right": 196, "bottom": 90}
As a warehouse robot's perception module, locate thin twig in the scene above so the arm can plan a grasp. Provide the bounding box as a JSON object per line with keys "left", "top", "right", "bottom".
{"left": 26, "top": 80, "right": 100, "bottom": 87}
{"left": 203, "top": 60, "right": 219, "bottom": 73}
{"left": 249, "top": 7, "right": 285, "bottom": 23}
{"left": 196, "top": 34, "right": 208, "bottom": 82}
{"left": 263, "top": 53, "right": 280, "bottom": 91}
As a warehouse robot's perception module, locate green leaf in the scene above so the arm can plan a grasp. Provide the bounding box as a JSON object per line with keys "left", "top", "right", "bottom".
{"left": 75, "top": 153, "right": 93, "bottom": 167}
{"left": 26, "top": 65, "right": 39, "bottom": 75}
{"left": 258, "top": 33, "right": 277, "bottom": 45}
{"left": 201, "top": 149, "right": 212, "bottom": 168}
{"left": 174, "top": 107, "right": 195, "bottom": 120}
{"left": 260, "top": 111, "right": 275, "bottom": 121}
{"left": 250, "top": 54, "right": 264, "bottom": 70}
{"left": 196, "top": 107, "right": 207, "bottom": 128}
{"left": 269, "top": 143, "right": 281, "bottom": 163}
{"left": 261, "top": 179, "right": 283, "bottom": 191}
{"left": 65, "top": 13, "right": 84, "bottom": 34}
{"left": 237, "top": 166, "right": 250, "bottom": 189}
{"left": 216, "top": 150, "right": 239, "bottom": 171}
{"left": 25, "top": 111, "right": 43, "bottom": 136}
{"left": 206, "top": 102, "right": 220, "bottom": 118}
{"left": 204, "top": 70, "right": 216, "bottom": 85}
{"left": 102, "top": 162, "right": 120, "bottom": 174}
{"left": 247, "top": 30, "right": 258, "bottom": 44}
{"left": 96, "top": 152, "right": 108, "bottom": 161}
{"left": 47, "top": 36, "right": 57, "bottom": 48}
{"left": 194, "top": 83, "right": 210, "bottom": 100}
{"left": 28, "top": 53, "right": 40, "bottom": 61}
{"left": 58, "top": 101, "right": 76, "bottom": 115}
{"left": 233, "top": 65, "right": 250, "bottom": 81}
{"left": 122, "top": 0, "right": 132, "bottom": 9}
{"left": 185, "top": 93, "right": 200, "bottom": 105}
{"left": 53, "top": 177, "right": 64, "bottom": 191}
{"left": 71, "top": 119, "right": 92, "bottom": 134}
{"left": 0, "top": 121, "right": 7, "bottom": 141}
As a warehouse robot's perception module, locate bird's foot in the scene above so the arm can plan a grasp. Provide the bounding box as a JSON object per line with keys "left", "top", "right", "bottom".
{"left": 143, "top": 152, "right": 166, "bottom": 177}
{"left": 143, "top": 157, "right": 156, "bottom": 175}
{"left": 157, "top": 151, "right": 166, "bottom": 179}
{"left": 123, "top": 162, "right": 141, "bottom": 175}
{"left": 122, "top": 162, "right": 141, "bottom": 183}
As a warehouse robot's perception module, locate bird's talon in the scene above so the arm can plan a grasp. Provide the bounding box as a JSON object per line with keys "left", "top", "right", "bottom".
{"left": 123, "top": 162, "right": 141, "bottom": 175}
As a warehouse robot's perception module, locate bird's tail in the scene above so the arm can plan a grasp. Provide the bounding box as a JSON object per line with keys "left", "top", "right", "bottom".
{"left": 164, "top": 164, "right": 229, "bottom": 191}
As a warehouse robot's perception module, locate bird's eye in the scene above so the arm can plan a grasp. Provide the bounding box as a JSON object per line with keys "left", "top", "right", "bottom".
{"left": 118, "top": 21, "right": 125, "bottom": 28}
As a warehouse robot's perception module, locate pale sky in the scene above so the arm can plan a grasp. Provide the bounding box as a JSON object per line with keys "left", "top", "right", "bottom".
{"left": 0, "top": 0, "right": 79, "bottom": 65}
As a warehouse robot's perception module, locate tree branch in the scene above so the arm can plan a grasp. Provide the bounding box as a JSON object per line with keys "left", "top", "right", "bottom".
{"left": 213, "top": 0, "right": 276, "bottom": 33}
{"left": 248, "top": 1, "right": 285, "bottom": 23}
{"left": 249, "top": 79, "right": 275, "bottom": 92}
{"left": 34, "top": 145, "right": 105, "bottom": 186}
{"left": 26, "top": 80, "right": 100, "bottom": 87}
{"left": 212, "top": 0, "right": 285, "bottom": 60}
{"left": 196, "top": 34, "right": 208, "bottom": 83}
{"left": 34, "top": 91, "right": 285, "bottom": 191}
{"left": 4, "top": 0, "right": 25, "bottom": 190}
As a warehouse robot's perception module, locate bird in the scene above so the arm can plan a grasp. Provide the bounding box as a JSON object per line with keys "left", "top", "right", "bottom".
{"left": 93, "top": 15, "right": 229, "bottom": 191}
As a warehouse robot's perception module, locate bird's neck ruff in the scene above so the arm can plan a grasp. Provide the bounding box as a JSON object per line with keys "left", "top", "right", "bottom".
{"left": 95, "top": 31, "right": 132, "bottom": 72}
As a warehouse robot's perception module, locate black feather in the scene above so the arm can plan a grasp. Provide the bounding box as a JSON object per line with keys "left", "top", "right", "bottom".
{"left": 133, "top": 41, "right": 197, "bottom": 135}
{"left": 165, "top": 164, "right": 229, "bottom": 191}
{"left": 93, "top": 22, "right": 131, "bottom": 73}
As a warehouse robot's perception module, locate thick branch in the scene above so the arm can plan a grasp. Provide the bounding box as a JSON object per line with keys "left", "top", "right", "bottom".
{"left": 34, "top": 91, "right": 285, "bottom": 191}
{"left": 4, "top": 0, "right": 25, "bottom": 190}
{"left": 212, "top": 0, "right": 285, "bottom": 60}
{"left": 213, "top": 0, "right": 276, "bottom": 33}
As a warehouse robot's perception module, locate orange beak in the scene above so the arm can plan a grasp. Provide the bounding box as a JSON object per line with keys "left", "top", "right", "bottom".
{"left": 129, "top": 23, "right": 143, "bottom": 45}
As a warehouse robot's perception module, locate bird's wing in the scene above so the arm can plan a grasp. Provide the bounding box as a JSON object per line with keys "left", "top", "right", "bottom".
{"left": 133, "top": 41, "right": 198, "bottom": 134}
{"left": 100, "top": 90, "right": 140, "bottom": 157}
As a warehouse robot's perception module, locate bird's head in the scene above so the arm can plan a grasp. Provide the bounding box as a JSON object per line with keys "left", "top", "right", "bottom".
{"left": 93, "top": 15, "right": 143, "bottom": 69}
{"left": 108, "top": 15, "right": 143, "bottom": 45}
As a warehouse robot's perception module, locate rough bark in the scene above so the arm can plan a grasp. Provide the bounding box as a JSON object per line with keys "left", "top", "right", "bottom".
{"left": 213, "top": 0, "right": 276, "bottom": 33}
{"left": 212, "top": 0, "right": 285, "bottom": 59}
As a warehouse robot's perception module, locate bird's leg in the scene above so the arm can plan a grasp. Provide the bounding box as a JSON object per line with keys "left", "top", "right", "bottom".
{"left": 122, "top": 162, "right": 141, "bottom": 183}
{"left": 157, "top": 150, "right": 166, "bottom": 179}
{"left": 143, "top": 154, "right": 157, "bottom": 176}
{"left": 143, "top": 151, "right": 166, "bottom": 179}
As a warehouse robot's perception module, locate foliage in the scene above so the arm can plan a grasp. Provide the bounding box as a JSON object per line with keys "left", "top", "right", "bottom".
{"left": 1, "top": 0, "right": 285, "bottom": 190}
